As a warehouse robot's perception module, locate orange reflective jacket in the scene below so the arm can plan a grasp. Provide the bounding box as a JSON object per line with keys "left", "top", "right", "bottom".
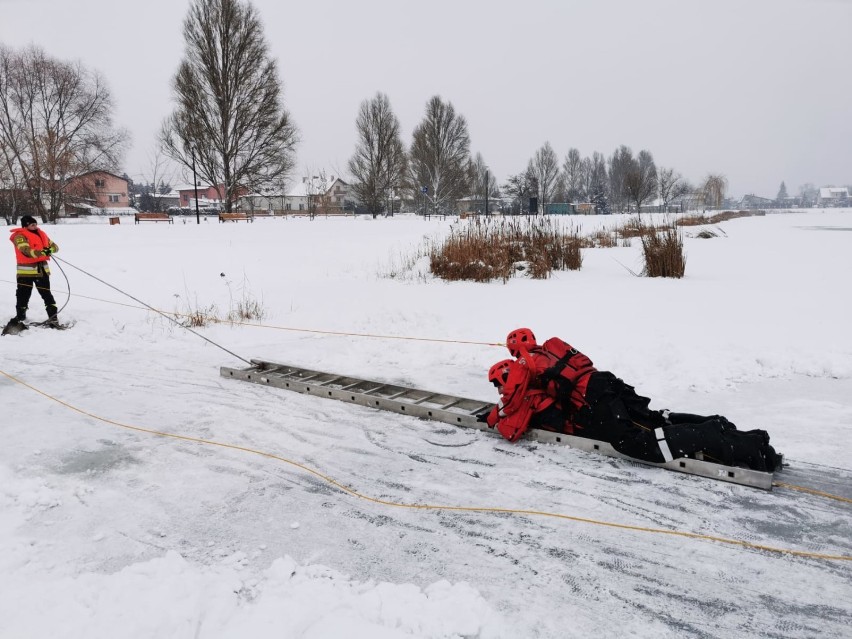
{"left": 10, "top": 227, "right": 56, "bottom": 276}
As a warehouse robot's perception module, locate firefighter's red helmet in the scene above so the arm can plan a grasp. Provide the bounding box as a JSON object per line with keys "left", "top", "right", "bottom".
{"left": 506, "top": 328, "right": 536, "bottom": 357}
{"left": 488, "top": 359, "right": 514, "bottom": 387}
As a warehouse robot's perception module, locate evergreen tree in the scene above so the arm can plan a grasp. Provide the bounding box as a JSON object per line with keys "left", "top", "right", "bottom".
{"left": 591, "top": 185, "right": 610, "bottom": 215}
{"left": 776, "top": 181, "right": 788, "bottom": 206}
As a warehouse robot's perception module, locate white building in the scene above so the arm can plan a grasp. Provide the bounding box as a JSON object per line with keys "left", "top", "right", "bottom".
{"left": 237, "top": 176, "right": 351, "bottom": 213}
{"left": 817, "top": 187, "right": 850, "bottom": 207}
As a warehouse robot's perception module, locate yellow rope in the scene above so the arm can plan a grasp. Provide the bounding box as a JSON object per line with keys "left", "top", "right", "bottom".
{"left": 773, "top": 481, "right": 852, "bottom": 504}
{"left": 0, "top": 279, "right": 503, "bottom": 347}
{"left": 1, "top": 368, "right": 849, "bottom": 563}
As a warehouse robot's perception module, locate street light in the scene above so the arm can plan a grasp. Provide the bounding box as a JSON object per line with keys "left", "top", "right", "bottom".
{"left": 191, "top": 147, "right": 201, "bottom": 225}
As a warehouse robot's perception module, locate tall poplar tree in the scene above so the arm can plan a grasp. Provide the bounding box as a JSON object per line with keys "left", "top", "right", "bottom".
{"left": 161, "top": 0, "right": 298, "bottom": 212}
{"left": 348, "top": 92, "right": 407, "bottom": 218}
{"left": 409, "top": 96, "right": 471, "bottom": 215}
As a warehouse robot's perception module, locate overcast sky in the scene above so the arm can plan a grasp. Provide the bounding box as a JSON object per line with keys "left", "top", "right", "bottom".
{"left": 1, "top": 0, "right": 850, "bottom": 197}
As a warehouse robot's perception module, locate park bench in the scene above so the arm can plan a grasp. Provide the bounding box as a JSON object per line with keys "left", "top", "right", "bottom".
{"left": 218, "top": 212, "right": 253, "bottom": 223}
{"left": 134, "top": 212, "right": 173, "bottom": 224}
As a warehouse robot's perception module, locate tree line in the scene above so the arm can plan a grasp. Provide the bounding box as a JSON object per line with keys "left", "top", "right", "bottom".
{"left": 347, "top": 93, "right": 731, "bottom": 217}
{"left": 2, "top": 0, "right": 826, "bottom": 223}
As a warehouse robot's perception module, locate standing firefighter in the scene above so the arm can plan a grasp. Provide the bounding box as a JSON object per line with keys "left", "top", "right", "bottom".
{"left": 482, "top": 328, "right": 780, "bottom": 472}
{"left": 6, "top": 215, "right": 60, "bottom": 330}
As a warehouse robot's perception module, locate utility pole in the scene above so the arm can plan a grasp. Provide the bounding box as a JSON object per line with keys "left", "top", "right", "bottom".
{"left": 485, "top": 170, "right": 489, "bottom": 216}
{"left": 191, "top": 148, "right": 201, "bottom": 225}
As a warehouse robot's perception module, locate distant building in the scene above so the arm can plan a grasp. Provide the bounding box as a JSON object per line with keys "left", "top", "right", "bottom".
{"left": 738, "top": 194, "right": 774, "bottom": 210}
{"left": 776, "top": 196, "right": 801, "bottom": 209}
{"left": 65, "top": 170, "right": 131, "bottom": 214}
{"left": 817, "top": 187, "right": 850, "bottom": 207}
{"left": 236, "top": 176, "right": 351, "bottom": 213}
{"left": 175, "top": 183, "right": 225, "bottom": 210}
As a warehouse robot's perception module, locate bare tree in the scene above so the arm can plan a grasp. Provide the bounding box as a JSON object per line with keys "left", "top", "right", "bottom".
{"left": 700, "top": 174, "right": 728, "bottom": 210}
{"left": 140, "top": 147, "right": 177, "bottom": 212}
{"left": 348, "top": 92, "right": 407, "bottom": 218}
{"left": 409, "top": 95, "right": 471, "bottom": 215}
{"left": 161, "top": 0, "right": 298, "bottom": 213}
{"left": 527, "top": 142, "right": 560, "bottom": 214}
{"left": 0, "top": 45, "right": 127, "bottom": 221}
{"left": 624, "top": 149, "right": 657, "bottom": 216}
{"left": 0, "top": 135, "right": 29, "bottom": 222}
{"left": 302, "top": 169, "right": 330, "bottom": 220}
{"left": 799, "top": 183, "right": 818, "bottom": 207}
{"left": 608, "top": 145, "right": 634, "bottom": 212}
{"left": 562, "top": 147, "right": 583, "bottom": 202}
{"left": 502, "top": 170, "right": 538, "bottom": 215}
{"left": 657, "top": 167, "right": 689, "bottom": 212}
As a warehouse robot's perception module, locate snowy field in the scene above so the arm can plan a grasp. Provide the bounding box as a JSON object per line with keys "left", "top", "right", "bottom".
{"left": 2, "top": 209, "right": 851, "bottom": 638}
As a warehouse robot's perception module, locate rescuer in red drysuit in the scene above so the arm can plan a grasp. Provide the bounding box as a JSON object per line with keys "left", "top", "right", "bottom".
{"left": 480, "top": 328, "right": 779, "bottom": 472}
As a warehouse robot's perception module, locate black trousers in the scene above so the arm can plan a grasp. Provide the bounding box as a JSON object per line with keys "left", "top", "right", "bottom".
{"left": 573, "top": 372, "right": 778, "bottom": 471}
{"left": 16, "top": 271, "right": 57, "bottom": 318}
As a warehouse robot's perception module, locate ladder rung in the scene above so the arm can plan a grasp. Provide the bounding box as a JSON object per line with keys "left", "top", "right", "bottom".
{"left": 439, "top": 399, "right": 461, "bottom": 410}
{"left": 412, "top": 393, "right": 436, "bottom": 405}
{"left": 361, "top": 385, "right": 386, "bottom": 395}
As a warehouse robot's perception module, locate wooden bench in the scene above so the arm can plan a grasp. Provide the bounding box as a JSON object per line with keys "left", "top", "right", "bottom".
{"left": 135, "top": 212, "right": 173, "bottom": 224}
{"left": 249, "top": 210, "right": 273, "bottom": 218}
{"left": 218, "top": 212, "right": 253, "bottom": 223}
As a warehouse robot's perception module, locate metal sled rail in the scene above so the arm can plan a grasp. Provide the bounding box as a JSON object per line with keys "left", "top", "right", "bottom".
{"left": 220, "top": 359, "right": 777, "bottom": 490}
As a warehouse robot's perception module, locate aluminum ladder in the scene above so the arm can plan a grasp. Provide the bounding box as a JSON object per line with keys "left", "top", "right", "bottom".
{"left": 220, "top": 359, "right": 777, "bottom": 490}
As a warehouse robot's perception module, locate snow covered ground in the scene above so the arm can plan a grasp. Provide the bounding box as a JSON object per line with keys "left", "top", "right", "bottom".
{"left": 2, "top": 209, "right": 850, "bottom": 638}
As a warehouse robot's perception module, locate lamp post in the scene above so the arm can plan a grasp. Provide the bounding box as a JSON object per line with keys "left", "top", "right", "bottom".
{"left": 191, "top": 148, "right": 201, "bottom": 225}
{"left": 485, "top": 170, "right": 489, "bottom": 216}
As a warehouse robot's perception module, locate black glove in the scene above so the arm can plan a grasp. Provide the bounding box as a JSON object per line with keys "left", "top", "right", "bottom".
{"left": 42, "top": 247, "right": 52, "bottom": 256}
{"left": 475, "top": 410, "right": 490, "bottom": 423}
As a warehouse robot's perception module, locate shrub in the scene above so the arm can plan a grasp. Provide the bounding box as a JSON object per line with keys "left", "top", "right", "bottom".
{"left": 177, "top": 300, "right": 220, "bottom": 328}
{"left": 587, "top": 229, "right": 617, "bottom": 248}
{"left": 619, "top": 216, "right": 651, "bottom": 239}
{"left": 428, "top": 217, "right": 583, "bottom": 282}
{"left": 641, "top": 224, "right": 686, "bottom": 278}
{"left": 677, "top": 210, "right": 759, "bottom": 227}
{"left": 223, "top": 276, "right": 266, "bottom": 323}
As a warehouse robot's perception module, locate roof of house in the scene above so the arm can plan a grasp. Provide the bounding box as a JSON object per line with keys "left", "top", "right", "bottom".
{"left": 73, "top": 170, "right": 129, "bottom": 183}
{"left": 174, "top": 183, "right": 214, "bottom": 192}
{"left": 819, "top": 187, "right": 849, "bottom": 198}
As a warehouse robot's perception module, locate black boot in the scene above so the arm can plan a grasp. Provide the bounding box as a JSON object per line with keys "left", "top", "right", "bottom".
{"left": 2, "top": 317, "right": 28, "bottom": 336}
{"left": 15, "top": 306, "right": 27, "bottom": 322}
{"left": 722, "top": 430, "right": 774, "bottom": 471}
{"left": 44, "top": 304, "right": 60, "bottom": 328}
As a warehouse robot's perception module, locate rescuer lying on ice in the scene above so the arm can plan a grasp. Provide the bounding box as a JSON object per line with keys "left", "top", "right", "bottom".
{"left": 480, "top": 328, "right": 780, "bottom": 472}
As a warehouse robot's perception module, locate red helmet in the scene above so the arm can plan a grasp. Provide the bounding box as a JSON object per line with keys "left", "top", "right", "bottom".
{"left": 506, "top": 328, "right": 536, "bottom": 357}
{"left": 488, "top": 359, "right": 514, "bottom": 387}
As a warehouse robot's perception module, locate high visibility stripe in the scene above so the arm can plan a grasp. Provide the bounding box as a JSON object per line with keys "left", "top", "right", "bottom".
{"left": 16, "top": 264, "right": 49, "bottom": 277}
{"left": 655, "top": 427, "right": 674, "bottom": 462}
